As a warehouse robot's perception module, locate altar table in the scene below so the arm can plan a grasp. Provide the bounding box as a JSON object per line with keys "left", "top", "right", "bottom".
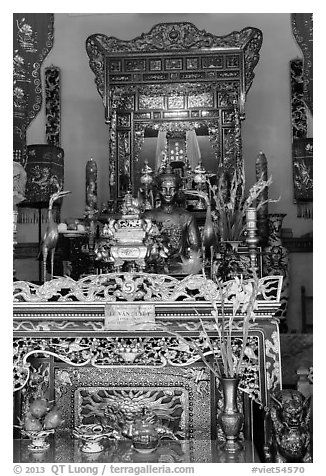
{"left": 13, "top": 273, "right": 282, "bottom": 460}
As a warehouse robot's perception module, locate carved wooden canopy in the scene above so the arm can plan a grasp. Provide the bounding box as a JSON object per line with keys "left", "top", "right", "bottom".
{"left": 85, "top": 23, "right": 263, "bottom": 199}
{"left": 86, "top": 23, "right": 262, "bottom": 108}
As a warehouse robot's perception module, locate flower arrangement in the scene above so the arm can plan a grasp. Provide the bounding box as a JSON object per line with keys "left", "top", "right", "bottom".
{"left": 209, "top": 162, "right": 277, "bottom": 242}
{"left": 160, "top": 269, "right": 266, "bottom": 404}
{"left": 204, "top": 272, "right": 261, "bottom": 379}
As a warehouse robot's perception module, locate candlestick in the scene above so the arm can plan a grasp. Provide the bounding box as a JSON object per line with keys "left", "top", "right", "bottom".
{"left": 85, "top": 158, "right": 98, "bottom": 268}
{"left": 140, "top": 161, "right": 153, "bottom": 210}
{"left": 246, "top": 207, "right": 259, "bottom": 272}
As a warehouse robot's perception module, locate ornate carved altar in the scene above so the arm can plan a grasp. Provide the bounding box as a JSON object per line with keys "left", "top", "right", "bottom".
{"left": 86, "top": 22, "right": 263, "bottom": 200}
{"left": 50, "top": 22, "right": 265, "bottom": 281}
{"left": 14, "top": 272, "right": 282, "bottom": 456}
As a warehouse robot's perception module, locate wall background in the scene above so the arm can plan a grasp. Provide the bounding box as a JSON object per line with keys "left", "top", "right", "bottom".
{"left": 17, "top": 13, "right": 313, "bottom": 331}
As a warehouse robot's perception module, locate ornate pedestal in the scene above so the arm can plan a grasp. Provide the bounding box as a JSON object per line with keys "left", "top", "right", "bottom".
{"left": 109, "top": 215, "right": 148, "bottom": 269}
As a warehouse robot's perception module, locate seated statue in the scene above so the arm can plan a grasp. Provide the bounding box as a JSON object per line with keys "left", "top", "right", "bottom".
{"left": 142, "top": 168, "right": 201, "bottom": 273}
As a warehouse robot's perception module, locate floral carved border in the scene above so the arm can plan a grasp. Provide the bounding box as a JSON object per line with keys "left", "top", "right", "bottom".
{"left": 14, "top": 334, "right": 262, "bottom": 406}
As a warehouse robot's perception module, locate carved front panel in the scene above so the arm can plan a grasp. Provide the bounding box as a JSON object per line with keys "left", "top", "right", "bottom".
{"left": 55, "top": 366, "right": 212, "bottom": 440}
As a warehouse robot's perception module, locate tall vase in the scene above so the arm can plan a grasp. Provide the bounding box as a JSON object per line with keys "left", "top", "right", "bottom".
{"left": 263, "top": 213, "right": 289, "bottom": 332}
{"left": 218, "top": 377, "right": 244, "bottom": 452}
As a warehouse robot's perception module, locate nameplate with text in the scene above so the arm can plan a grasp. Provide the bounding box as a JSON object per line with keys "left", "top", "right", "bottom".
{"left": 104, "top": 303, "right": 155, "bottom": 330}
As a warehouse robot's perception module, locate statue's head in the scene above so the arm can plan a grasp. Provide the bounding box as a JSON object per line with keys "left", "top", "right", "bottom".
{"left": 155, "top": 170, "right": 182, "bottom": 205}
{"left": 273, "top": 389, "right": 307, "bottom": 428}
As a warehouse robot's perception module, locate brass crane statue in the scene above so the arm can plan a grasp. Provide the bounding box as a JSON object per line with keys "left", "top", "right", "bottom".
{"left": 40, "top": 189, "right": 71, "bottom": 282}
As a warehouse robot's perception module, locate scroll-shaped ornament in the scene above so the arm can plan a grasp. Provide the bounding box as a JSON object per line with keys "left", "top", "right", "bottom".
{"left": 13, "top": 14, "right": 55, "bottom": 165}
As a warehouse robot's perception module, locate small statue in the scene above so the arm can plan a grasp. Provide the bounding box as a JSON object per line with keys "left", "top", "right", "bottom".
{"left": 121, "top": 191, "right": 141, "bottom": 216}
{"left": 40, "top": 188, "right": 71, "bottom": 282}
{"left": 264, "top": 389, "right": 312, "bottom": 463}
{"left": 143, "top": 168, "right": 201, "bottom": 273}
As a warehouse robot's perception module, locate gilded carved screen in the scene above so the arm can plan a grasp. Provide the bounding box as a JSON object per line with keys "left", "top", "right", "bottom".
{"left": 86, "top": 22, "right": 262, "bottom": 200}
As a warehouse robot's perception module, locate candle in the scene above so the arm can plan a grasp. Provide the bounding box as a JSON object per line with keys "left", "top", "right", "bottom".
{"left": 246, "top": 207, "right": 257, "bottom": 228}
{"left": 246, "top": 207, "right": 258, "bottom": 271}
